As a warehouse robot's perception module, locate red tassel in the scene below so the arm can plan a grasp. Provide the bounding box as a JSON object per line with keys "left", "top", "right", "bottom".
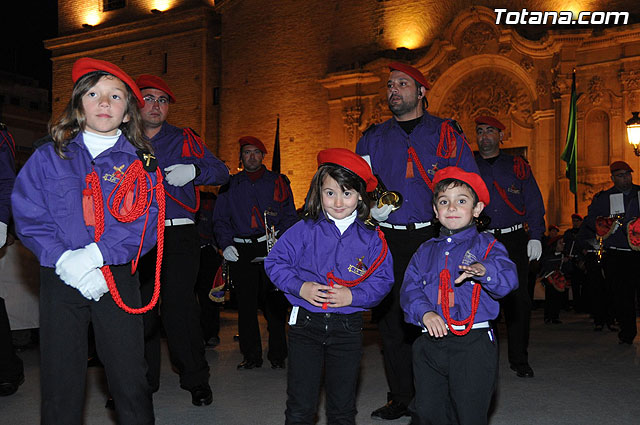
{"left": 182, "top": 139, "right": 191, "bottom": 157}
{"left": 82, "top": 188, "right": 95, "bottom": 227}
{"left": 406, "top": 156, "right": 414, "bottom": 178}
{"left": 251, "top": 214, "right": 258, "bottom": 229}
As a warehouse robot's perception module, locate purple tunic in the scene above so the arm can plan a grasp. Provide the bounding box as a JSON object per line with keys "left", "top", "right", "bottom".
{"left": 356, "top": 112, "right": 479, "bottom": 225}
{"left": 213, "top": 168, "right": 298, "bottom": 250}
{"left": 400, "top": 226, "right": 517, "bottom": 327}
{"left": 264, "top": 218, "right": 394, "bottom": 314}
{"left": 0, "top": 129, "right": 16, "bottom": 224}
{"left": 150, "top": 122, "right": 229, "bottom": 220}
{"left": 475, "top": 152, "right": 546, "bottom": 240}
{"left": 12, "top": 133, "right": 159, "bottom": 267}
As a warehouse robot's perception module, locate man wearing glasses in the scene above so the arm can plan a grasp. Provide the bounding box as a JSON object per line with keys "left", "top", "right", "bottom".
{"left": 135, "top": 75, "right": 229, "bottom": 406}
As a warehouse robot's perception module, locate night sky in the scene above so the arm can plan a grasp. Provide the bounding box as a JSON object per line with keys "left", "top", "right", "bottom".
{"left": 0, "top": 2, "right": 58, "bottom": 90}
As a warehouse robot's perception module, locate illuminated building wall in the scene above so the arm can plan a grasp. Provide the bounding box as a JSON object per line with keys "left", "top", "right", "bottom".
{"left": 47, "top": 0, "right": 640, "bottom": 228}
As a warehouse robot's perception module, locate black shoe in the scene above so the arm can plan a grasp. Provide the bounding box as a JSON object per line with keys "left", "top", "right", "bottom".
{"left": 510, "top": 363, "right": 534, "bottom": 378}
{"left": 371, "top": 400, "right": 409, "bottom": 420}
{"left": 270, "top": 360, "right": 285, "bottom": 369}
{"left": 237, "top": 359, "right": 263, "bottom": 370}
{"left": 0, "top": 374, "right": 24, "bottom": 397}
{"left": 105, "top": 397, "right": 115, "bottom": 410}
{"left": 189, "top": 384, "right": 213, "bottom": 406}
{"left": 607, "top": 324, "right": 619, "bottom": 332}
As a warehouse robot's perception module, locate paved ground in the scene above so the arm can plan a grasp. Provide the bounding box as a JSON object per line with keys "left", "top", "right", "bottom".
{"left": 4, "top": 306, "right": 640, "bottom": 424}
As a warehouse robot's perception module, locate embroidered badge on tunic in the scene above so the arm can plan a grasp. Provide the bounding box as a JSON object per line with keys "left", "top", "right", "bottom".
{"left": 427, "top": 163, "right": 439, "bottom": 176}
{"left": 348, "top": 256, "right": 368, "bottom": 276}
{"left": 461, "top": 250, "right": 479, "bottom": 266}
{"left": 103, "top": 164, "right": 126, "bottom": 183}
{"left": 507, "top": 184, "right": 520, "bottom": 194}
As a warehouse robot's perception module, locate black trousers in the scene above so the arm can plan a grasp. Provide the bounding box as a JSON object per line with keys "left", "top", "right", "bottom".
{"left": 543, "top": 280, "right": 562, "bottom": 321}
{"left": 141, "top": 224, "right": 209, "bottom": 391}
{"left": 493, "top": 228, "right": 531, "bottom": 367}
{"left": 0, "top": 297, "right": 23, "bottom": 383}
{"left": 410, "top": 329, "right": 498, "bottom": 425}
{"left": 40, "top": 266, "right": 153, "bottom": 425}
{"left": 286, "top": 308, "right": 363, "bottom": 425}
{"left": 229, "top": 240, "right": 289, "bottom": 363}
{"left": 604, "top": 250, "right": 640, "bottom": 342}
{"left": 195, "top": 245, "right": 222, "bottom": 343}
{"left": 584, "top": 253, "right": 615, "bottom": 326}
{"left": 373, "top": 225, "right": 435, "bottom": 406}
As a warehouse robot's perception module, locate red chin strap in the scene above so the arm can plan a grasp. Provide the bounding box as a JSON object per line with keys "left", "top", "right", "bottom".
{"left": 84, "top": 159, "right": 165, "bottom": 314}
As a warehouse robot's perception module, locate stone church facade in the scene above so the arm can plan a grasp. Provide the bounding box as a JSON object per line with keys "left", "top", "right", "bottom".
{"left": 45, "top": 1, "right": 640, "bottom": 228}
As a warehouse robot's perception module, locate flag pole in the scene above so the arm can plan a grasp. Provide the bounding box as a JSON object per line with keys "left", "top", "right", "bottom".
{"left": 272, "top": 114, "right": 281, "bottom": 175}
{"left": 561, "top": 69, "right": 578, "bottom": 213}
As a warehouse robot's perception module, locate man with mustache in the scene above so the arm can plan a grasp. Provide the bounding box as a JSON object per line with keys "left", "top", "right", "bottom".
{"left": 356, "top": 63, "right": 479, "bottom": 420}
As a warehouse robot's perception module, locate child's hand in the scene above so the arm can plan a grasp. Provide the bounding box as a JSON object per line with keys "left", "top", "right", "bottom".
{"left": 454, "top": 262, "right": 486, "bottom": 284}
{"left": 300, "top": 281, "right": 332, "bottom": 307}
{"left": 422, "top": 312, "right": 447, "bottom": 338}
{"left": 326, "top": 284, "right": 353, "bottom": 308}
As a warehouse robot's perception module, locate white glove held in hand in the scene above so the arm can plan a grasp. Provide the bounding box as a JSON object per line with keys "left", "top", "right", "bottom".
{"left": 0, "top": 221, "right": 7, "bottom": 249}
{"left": 527, "top": 239, "right": 542, "bottom": 261}
{"left": 223, "top": 245, "right": 239, "bottom": 262}
{"left": 164, "top": 164, "right": 196, "bottom": 187}
{"left": 370, "top": 204, "right": 393, "bottom": 222}
{"left": 76, "top": 268, "right": 109, "bottom": 301}
{"left": 55, "top": 243, "right": 104, "bottom": 286}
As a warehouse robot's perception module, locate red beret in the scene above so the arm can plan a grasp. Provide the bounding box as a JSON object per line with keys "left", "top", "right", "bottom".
{"left": 432, "top": 166, "right": 490, "bottom": 206}
{"left": 571, "top": 213, "right": 583, "bottom": 220}
{"left": 610, "top": 161, "right": 633, "bottom": 173}
{"left": 72, "top": 58, "right": 144, "bottom": 108}
{"left": 239, "top": 136, "right": 267, "bottom": 154}
{"left": 475, "top": 116, "right": 506, "bottom": 131}
{"left": 135, "top": 74, "right": 176, "bottom": 103}
{"left": 317, "top": 148, "right": 378, "bottom": 193}
{"left": 388, "top": 62, "right": 430, "bottom": 90}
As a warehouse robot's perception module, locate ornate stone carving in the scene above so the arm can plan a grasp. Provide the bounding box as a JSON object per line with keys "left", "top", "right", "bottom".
{"left": 520, "top": 57, "right": 534, "bottom": 73}
{"left": 439, "top": 70, "right": 533, "bottom": 128}
{"left": 448, "top": 51, "right": 461, "bottom": 65}
{"left": 342, "top": 105, "right": 362, "bottom": 145}
{"left": 536, "top": 77, "right": 548, "bottom": 95}
{"left": 461, "top": 23, "right": 495, "bottom": 53}
{"left": 620, "top": 70, "right": 640, "bottom": 91}
{"left": 427, "top": 69, "right": 440, "bottom": 86}
{"left": 498, "top": 44, "right": 511, "bottom": 55}
{"left": 588, "top": 76, "right": 604, "bottom": 105}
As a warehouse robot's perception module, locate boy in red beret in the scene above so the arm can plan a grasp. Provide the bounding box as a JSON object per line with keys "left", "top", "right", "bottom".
{"left": 400, "top": 166, "right": 517, "bottom": 425}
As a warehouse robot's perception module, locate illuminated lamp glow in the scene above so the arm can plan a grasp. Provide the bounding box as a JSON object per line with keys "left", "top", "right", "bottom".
{"left": 85, "top": 10, "right": 101, "bottom": 26}
{"left": 152, "top": 0, "right": 172, "bottom": 12}
{"left": 395, "top": 26, "right": 424, "bottom": 50}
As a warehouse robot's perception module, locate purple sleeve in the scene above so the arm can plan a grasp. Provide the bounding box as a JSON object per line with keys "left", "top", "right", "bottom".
{"left": 474, "top": 237, "right": 518, "bottom": 298}
{"left": 400, "top": 245, "right": 436, "bottom": 327}
{"left": 447, "top": 122, "right": 480, "bottom": 174}
{"left": 264, "top": 221, "right": 306, "bottom": 296}
{"left": 212, "top": 185, "right": 236, "bottom": 250}
{"left": 193, "top": 145, "right": 230, "bottom": 186}
{"left": 11, "top": 150, "right": 69, "bottom": 266}
{"left": 523, "top": 173, "right": 546, "bottom": 241}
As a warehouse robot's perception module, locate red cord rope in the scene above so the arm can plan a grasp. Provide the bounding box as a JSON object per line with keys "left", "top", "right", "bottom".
{"left": 492, "top": 181, "right": 525, "bottom": 216}
{"left": 322, "top": 227, "right": 388, "bottom": 310}
{"left": 439, "top": 238, "right": 496, "bottom": 336}
{"left": 85, "top": 160, "right": 165, "bottom": 314}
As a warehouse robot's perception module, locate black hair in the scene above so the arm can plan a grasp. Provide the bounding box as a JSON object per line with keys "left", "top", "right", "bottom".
{"left": 432, "top": 178, "right": 479, "bottom": 207}
{"left": 303, "top": 163, "right": 371, "bottom": 221}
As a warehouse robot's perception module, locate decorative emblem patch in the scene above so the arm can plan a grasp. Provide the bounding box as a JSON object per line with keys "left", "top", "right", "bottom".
{"left": 103, "top": 164, "right": 126, "bottom": 183}
{"left": 347, "top": 256, "right": 368, "bottom": 276}
{"left": 427, "top": 163, "right": 439, "bottom": 176}
{"left": 507, "top": 184, "right": 520, "bottom": 194}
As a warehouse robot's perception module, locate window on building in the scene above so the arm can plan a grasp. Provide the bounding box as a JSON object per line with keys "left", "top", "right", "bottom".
{"left": 103, "top": 0, "right": 126, "bottom": 12}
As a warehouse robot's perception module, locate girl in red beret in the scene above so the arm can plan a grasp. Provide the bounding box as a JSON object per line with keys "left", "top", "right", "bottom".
{"left": 265, "top": 148, "right": 394, "bottom": 424}
{"left": 12, "top": 58, "right": 162, "bottom": 424}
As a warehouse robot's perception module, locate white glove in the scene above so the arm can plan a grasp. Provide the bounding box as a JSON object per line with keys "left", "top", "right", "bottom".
{"left": 75, "top": 268, "right": 109, "bottom": 301}
{"left": 527, "top": 239, "right": 542, "bottom": 261}
{"left": 164, "top": 164, "right": 196, "bottom": 187}
{"left": 55, "top": 243, "right": 104, "bottom": 287}
{"left": 0, "top": 221, "right": 6, "bottom": 249}
{"left": 223, "top": 245, "right": 239, "bottom": 262}
{"left": 370, "top": 204, "right": 393, "bottom": 222}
